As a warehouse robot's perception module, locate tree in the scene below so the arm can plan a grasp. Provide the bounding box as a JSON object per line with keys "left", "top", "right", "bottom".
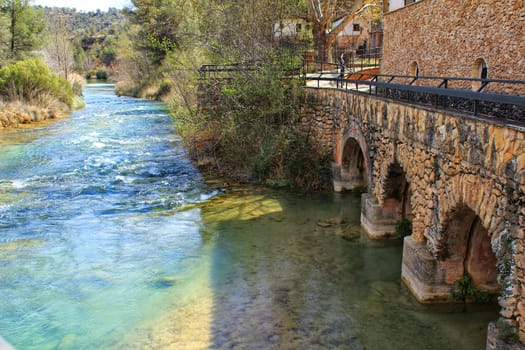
{"left": 0, "top": 7, "right": 8, "bottom": 61}
{"left": 306, "top": 0, "right": 383, "bottom": 62}
{"left": 128, "top": 0, "right": 183, "bottom": 65}
{"left": 306, "top": 0, "right": 359, "bottom": 62}
{"left": 43, "top": 14, "right": 75, "bottom": 80}
{"left": 0, "top": 0, "right": 46, "bottom": 62}
{"left": 200, "top": 0, "right": 305, "bottom": 62}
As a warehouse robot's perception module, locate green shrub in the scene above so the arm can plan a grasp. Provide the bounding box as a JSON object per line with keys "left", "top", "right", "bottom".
{"left": 96, "top": 69, "right": 108, "bottom": 80}
{"left": 176, "top": 50, "right": 331, "bottom": 190}
{"left": 86, "top": 69, "right": 96, "bottom": 80}
{"left": 452, "top": 273, "right": 490, "bottom": 303}
{"left": 0, "top": 58, "right": 73, "bottom": 108}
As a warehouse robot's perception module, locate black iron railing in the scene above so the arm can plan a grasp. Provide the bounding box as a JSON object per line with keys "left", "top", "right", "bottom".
{"left": 301, "top": 61, "right": 525, "bottom": 126}
{"left": 198, "top": 63, "right": 258, "bottom": 80}
{"left": 199, "top": 56, "right": 302, "bottom": 80}
{"left": 333, "top": 47, "right": 382, "bottom": 73}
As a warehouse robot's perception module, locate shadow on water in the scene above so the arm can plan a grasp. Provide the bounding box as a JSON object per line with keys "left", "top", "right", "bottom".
{"left": 198, "top": 188, "right": 499, "bottom": 350}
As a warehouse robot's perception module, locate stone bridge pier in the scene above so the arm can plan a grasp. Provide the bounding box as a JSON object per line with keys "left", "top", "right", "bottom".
{"left": 301, "top": 88, "right": 525, "bottom": 348}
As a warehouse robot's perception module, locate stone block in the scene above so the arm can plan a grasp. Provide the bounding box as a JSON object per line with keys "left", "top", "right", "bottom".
{"left": 360, "top": 193, "right": 397, "bottom": 239}
{"left": 401, "top": 236, "right": 456, "bottom": 302}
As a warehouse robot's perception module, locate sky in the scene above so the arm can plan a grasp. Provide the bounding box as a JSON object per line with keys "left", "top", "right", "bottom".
{"left": 32, "top": 0, "right": 132, "bottom": 12}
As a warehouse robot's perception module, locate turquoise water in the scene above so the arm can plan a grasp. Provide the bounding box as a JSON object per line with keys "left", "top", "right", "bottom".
{"left": 0, "top": 84, "right": 498, "bottom": 349}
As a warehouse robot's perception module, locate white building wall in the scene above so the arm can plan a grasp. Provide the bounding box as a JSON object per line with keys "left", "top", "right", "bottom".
{"left": 389, "top": 0, "right": 405, "bottom": 11}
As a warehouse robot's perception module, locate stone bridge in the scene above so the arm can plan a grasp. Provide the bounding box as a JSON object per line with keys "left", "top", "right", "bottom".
{"left": 300, "top": 87, "right": 525, "bottom": 348}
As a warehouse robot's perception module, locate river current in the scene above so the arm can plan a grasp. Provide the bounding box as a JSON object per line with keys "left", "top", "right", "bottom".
{"left": 0, "top": 84, "right": 498, "bottom": 349}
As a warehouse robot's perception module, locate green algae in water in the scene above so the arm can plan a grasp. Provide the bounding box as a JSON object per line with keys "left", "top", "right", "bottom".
{"left": 0, "top": 239, "right": 45, "bottom": 260}
{"left": 0, "top": 239, "right": 44, "bottom": 251}
{"left": 0, "top": 192, "right": 29, "bottom": 205}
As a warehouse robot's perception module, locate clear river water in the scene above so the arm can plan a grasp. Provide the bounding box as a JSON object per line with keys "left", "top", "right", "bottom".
{"left": 0, "top": 84, "right": 498, "bottom": 349}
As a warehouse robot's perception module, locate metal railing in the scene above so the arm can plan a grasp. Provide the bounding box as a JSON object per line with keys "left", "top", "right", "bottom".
{"left": 198, "top": 62, "right": 259, "bottom": 80}
{"left": 302, "top": 61, "right": 525, "bottom": 126}
{"left": 333, "top": 47, "right": 382, "bottom": 73}
{"left": 198, "top": 55, "right": 302, "bottom": 80}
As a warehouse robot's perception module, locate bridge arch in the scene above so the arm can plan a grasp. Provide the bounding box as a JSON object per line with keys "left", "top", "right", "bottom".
{"left": 361, "top": 157, "right": 415, "bottom": 239}
{"left": 381, "top": 161, "right": 412, "bottom": 221}
{"left": 408, "top": 61, "right": 419, "bottom": 77}
{"left": 440, "top": 205, "right": 499, "bottom": 293}
{"left": 333, "top": 121, "right": 371, "bottom": 192}
{"left": 472, "top": 57, "right": 488, "bottom": 91}
{"left": 402, "top": 173, "right": 508, "bottom": 303}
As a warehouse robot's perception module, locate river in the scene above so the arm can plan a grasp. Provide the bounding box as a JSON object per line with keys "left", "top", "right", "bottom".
{"left": 0, "top": 84, "right": 498, "bottom": 349}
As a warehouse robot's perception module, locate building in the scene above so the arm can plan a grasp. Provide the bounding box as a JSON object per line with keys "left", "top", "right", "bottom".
{"left": 387, "top": 0, "right": 422, "bottom": 12}
{"left": 381, "top": 0, "right": 525, "bottom": 94}
{"left": 273, "top": 17, "right": 310, "bottom": 46}
{"left": 334, "top": 16, "right": 383, "bottom": 55}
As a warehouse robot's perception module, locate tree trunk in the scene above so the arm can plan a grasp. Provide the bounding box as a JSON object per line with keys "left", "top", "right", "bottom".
{"left": 312, "top": 21, "right": 332, "bottom": 62}
{"left": 10, "top": 3, "right": 16, "bottom": 56}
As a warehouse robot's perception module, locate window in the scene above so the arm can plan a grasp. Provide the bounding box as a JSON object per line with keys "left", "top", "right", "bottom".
{"left": 296, "top": 23, "right": 302, "bottom": 32}
{"left": 409, "top": 61, "right": 419, "bottom": 77}
{"left": 472, "top": 58, "right": 488, "bottom": 91}
{"left": 353, "top": 23, "right": 360, "bottom": 32}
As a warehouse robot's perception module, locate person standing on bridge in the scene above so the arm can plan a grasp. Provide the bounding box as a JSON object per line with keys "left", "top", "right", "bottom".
{"left": 339, "top": 53, "right": 346, "bottom": 88}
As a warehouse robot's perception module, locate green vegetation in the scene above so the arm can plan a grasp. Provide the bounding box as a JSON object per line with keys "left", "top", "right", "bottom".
{"left": 0, "top": 2, "right": 87, "bottom": 126}
{"left": 0, "top": 0, "right": 46, "bottom": 62}
{"left": 96, "top": 69, "right": 108, "bottom": 80}
{"left": 0, "top": 58, "right": 73, "bottom": 108}
{"left": 39, "top": 6, "right": 126, "bottom": 79}
{"left": 178, "top": 54, "right": 331, "bottom": 189}
{"left": 451, "top": 273, "right": 490, "bottom": 304}
{"left": 395, "top": 217, "right": 412, "bottom": 238}
{"left": 114, "top": 0, "right": 337, "bottom": 189}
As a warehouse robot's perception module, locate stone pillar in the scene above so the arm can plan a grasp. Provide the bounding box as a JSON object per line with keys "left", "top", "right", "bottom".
{"left": 360, "top": 193, "right": 397, "bottom": 239}
{"left": 332, "top": 162, "right": 343, "bottom": 192}
{"left": 401, "top": 236, "right": 455, "bottom": 302}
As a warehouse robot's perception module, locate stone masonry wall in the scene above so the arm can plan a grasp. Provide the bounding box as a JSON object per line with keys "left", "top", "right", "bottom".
{"left": 381, "top": 0, "right": 525, "bottom": 95}
{"left": 300, "top": 87, "right": 525, "bottom": 341}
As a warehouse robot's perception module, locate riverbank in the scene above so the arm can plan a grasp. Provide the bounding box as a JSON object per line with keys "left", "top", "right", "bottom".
{"left": 0, "top": 97, "right": 85, "bottom": 129}
{"left": 0, "top": 102, "right": 62, "bottom": 128}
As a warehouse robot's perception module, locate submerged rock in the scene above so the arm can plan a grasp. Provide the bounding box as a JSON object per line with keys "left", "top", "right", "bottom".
{"left": 317, "top": 217, "right": 345, "bottom": 227}
{"left": 150, "top": 277, "right": 178, "bottom": 289}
